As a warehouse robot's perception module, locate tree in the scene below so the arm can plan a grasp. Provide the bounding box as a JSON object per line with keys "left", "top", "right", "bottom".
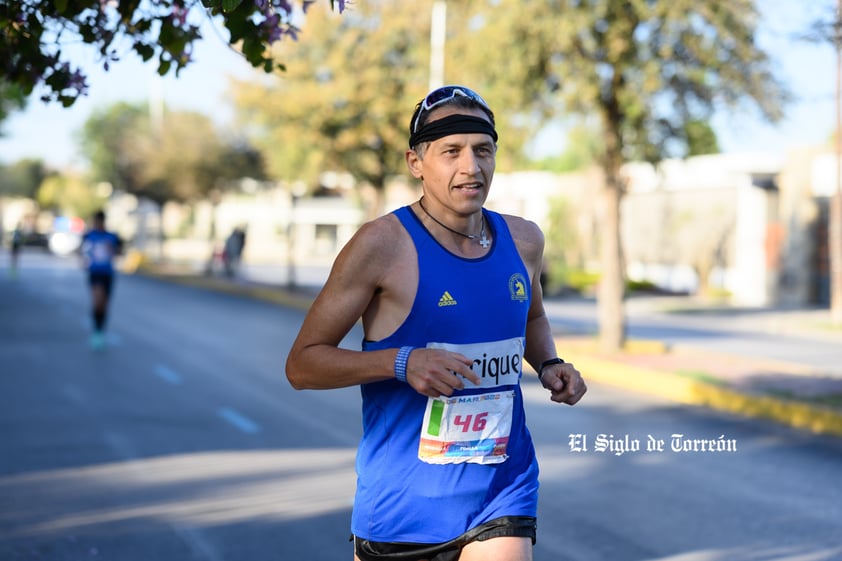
{"left": 0, "top": 82, "right": 25, "bottom": 128}
{"left": 0, "top": 0, "right": 346, "bottom": 107}
{"left": 0, "top": 158, "right": 48, "bottom": 199}
{"left": 80, "top": 102, "right": 266, "bottom": 207}
{"left": 232, "top": 1, "right": 436, "bottom": 214}
{"left": 453, "top": 0, "right": 787, "bottom": 352}
{"left": 542, "top": 196, "right": 583, "bottom": 294}
{"left": 80, "top": 102, "right": 149, "bottom": 198}
{"left": 685, "top": 120, "right": 721, "bottom": 157}
{"left": 532, "top": 124, "right": 602, "bottom": 173}
{"left": 81, "top": 101, "right": 265, "bottom": 256}
{"left": 37, "top": 171, "right": 106, "bottom": 219}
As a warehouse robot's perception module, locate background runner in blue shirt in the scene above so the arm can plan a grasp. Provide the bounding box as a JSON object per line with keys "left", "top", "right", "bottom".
{"left": 80, "top": 210, "right": 122, "bottom": 350}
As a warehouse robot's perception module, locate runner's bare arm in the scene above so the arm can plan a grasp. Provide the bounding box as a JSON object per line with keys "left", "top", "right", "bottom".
{"left": 285, "top": 215, "right": 480, "bottom": 392}
{"left": 509, "top": 216, "right": 587, "bottom": 405}
{"left": 286, "top": 217, "right": 402, "bottom": 389}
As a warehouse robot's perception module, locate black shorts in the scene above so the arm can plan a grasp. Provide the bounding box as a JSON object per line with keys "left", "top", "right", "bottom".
{"left": 353, "top": 516, "right": 537, "bottom": 561}
{"left": 88, "top": 272, "right": 114, "bottom": 296}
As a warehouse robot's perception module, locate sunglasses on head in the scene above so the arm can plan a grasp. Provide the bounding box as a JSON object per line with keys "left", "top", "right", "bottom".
{"left": 412, "top": 85, "right": 492, "bottom": 134}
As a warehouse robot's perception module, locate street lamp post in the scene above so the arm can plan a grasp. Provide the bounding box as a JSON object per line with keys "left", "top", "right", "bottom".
{"left": 429, "top": 1, "right": 446, "bottom": 90}
{"left": 832, "top": 0, "right": 842, "bottom": 325}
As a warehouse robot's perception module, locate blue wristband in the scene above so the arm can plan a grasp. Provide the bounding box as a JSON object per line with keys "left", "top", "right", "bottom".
{"left": 394, "top": 346, "right": 414, "bottom": 383}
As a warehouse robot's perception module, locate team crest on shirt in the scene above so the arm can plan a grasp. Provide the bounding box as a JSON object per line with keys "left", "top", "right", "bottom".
{"left": 508, "top": 273, "right": 528, "bottom": 301}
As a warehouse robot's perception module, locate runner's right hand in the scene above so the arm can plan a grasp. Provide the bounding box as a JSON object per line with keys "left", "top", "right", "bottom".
{"left": 405, "top": 349, "right": 482, "bottom": 397}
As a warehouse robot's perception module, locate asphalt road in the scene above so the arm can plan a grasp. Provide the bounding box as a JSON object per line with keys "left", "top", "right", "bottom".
{"left": 2, "top": 253, "right": 841, "bottom": 561}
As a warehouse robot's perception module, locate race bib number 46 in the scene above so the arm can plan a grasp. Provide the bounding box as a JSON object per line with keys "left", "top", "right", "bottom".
{"left": 418, "top": 390, "right": 515, "bottom": 465}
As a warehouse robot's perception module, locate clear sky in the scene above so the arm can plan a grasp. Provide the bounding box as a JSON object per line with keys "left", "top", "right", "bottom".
{"left": 0, "top": 1, "right": 836, "bottom": 170}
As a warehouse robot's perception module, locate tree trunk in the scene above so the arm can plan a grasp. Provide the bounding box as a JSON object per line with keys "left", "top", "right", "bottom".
{"left": 597, "top": 174, "right": 626, "bottom": 353}
{"left": 597, "top": 93, "right": 627, "bottom": 353}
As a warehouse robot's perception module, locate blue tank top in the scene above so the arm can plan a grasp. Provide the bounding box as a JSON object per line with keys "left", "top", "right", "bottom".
{"left": 352, "top": 206, "right": 539, "bottom": 543}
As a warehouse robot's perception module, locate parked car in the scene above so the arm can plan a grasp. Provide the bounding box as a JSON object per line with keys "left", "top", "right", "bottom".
{"left": 11, "top": 228, "right": 49, "bottom": 249}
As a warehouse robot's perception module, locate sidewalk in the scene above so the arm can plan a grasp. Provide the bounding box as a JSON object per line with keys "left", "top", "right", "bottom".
{"left": 556, "top": 335, "right": 842, "bottom": 438}
{"left": 134, "top": 260, "right": 842, "bottom": 438}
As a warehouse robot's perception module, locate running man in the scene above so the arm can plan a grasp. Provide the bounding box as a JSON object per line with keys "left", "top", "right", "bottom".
{"left": 286, "top": 85, "right": 587, "bottom": 561}
{"left": 80, "top": 210, "right": 122, "bottom": 350}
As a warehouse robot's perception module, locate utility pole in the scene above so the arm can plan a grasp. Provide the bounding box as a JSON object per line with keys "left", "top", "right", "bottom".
{"left": 429, "top": 1, "right": 446, "bottom": 90}
{"left": 832, "top": 0, "right": 842, "bottom": 325}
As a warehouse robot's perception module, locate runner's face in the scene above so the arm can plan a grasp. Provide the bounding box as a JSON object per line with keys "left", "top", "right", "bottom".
{"left": 408, "top": 106, "right": 497, "bottom": 213}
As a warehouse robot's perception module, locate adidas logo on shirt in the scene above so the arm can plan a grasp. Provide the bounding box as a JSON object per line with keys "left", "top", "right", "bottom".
{"left": 438, "top": 291, "right": 457, "bottom": 307}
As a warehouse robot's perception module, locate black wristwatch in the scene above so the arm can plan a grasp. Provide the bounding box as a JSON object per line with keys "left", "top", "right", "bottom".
{"left": 538, "top": 357, "right": 565, "bottom": 382}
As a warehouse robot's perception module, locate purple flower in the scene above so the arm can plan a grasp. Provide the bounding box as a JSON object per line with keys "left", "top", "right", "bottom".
{"left": 262, "top": 13, "right": 282, "bottom": 43}
{"left": 68, "top": 68, "right": 89, "bottom": 95}
{"left": 171, "top": 5, "right": 188, "bottom": 26}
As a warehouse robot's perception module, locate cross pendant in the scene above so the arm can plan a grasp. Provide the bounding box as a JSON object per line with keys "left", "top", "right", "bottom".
{"left": 479, "top": 235, "right": 490, "bottom": 249}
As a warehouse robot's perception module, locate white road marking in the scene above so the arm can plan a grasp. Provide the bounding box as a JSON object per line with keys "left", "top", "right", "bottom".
{"left": 217, "top": 407, "right": 260, "bottom": 434}
{"left": 154, "top": 364, "right": 183, "bottom": 385}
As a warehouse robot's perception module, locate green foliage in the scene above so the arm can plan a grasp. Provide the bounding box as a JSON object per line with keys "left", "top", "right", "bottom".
{"left": 80, "top": 101, "right": 266, "bottom": 206}
{"left": 0, "top": 82, "right": 26, "bottom": 128}
{"left": 684, "top": 120, "right": 721, "bottom": 156}
{"left": 231, "top": 1, "right": 433, "bottom": 195}
{"left": 451, "top": 0, "right": 785, "bottom": 165}
{"left": 542, "top": 196, "right": 582, "bottom": 293}
{"left": 543, "top": 271, "right": 667, "bottom": 296}
{"left": 625, "top": 279, "right": 659, "bottom": 293}
{"left": 1, "top": 0, "right": 345, "bottom": 107}
{"left": 36, "top": 172, "right": 106, "bottom": 218}
{"left": 0, "top": 158, "right": 48, "bottom": 198}
{"left": 444, "top": 0, "right": 787, "bottom": 350}
{"left": 565, "top": 270, "right": 601, "bottom": 293}
{"left": 532, "top": 124, "right": 602, "bottom": 172}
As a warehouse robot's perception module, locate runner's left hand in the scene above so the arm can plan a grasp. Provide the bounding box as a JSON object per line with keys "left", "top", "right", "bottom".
{"left": 541, "top": 362, "right": 587, "bottom": 405}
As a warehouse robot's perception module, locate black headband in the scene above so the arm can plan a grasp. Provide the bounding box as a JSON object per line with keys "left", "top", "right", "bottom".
{"left": 409, "top": 114, "right": 498, "bottom": 148}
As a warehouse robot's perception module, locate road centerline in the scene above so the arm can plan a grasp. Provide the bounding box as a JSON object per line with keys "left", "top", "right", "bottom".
{"left": 217, "top": 407, "right": 261, "bottom": 434}
{"left": 154, "top": 364, "right": 183, "bottom": 385}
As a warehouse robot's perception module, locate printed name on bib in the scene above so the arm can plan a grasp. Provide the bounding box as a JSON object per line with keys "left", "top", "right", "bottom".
{"left": 427, "top": 337, "right": 524, "bottom": 389}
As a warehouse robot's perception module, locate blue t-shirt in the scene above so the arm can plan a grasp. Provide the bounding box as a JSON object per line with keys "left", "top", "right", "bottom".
{"left": 352, "top": 206, "right": 539, "bottom": 543}
{"left": 81, "top": 229, "right": 122, "bottom": 275}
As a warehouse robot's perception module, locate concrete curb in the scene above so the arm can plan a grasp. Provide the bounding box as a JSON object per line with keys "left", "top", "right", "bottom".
{"left": 140, "top": 270, "right": 315, "bottom": 311}
{"left": 562, "top": 347, "right": 842, "bottom": 438}
{"left": 134, "top": 269, "right": 842, "bottom": 439}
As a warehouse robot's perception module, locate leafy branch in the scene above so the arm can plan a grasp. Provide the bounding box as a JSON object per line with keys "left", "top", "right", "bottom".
{"left": 0, "top": 0, "right": 346, "bottom": 107}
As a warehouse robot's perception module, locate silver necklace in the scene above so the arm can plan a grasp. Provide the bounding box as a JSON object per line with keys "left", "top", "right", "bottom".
{"left": 418, "top": 198, "right": 489, "bottom": 249}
